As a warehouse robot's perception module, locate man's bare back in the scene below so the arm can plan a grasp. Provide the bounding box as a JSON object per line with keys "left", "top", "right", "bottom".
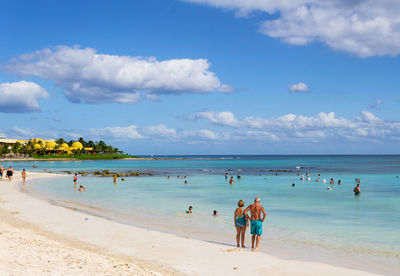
{"left": 246, "top": 203, "right": 266, "bottom": 221}
{"left": 244, "top": 197, "right": 266, "bottom": 251}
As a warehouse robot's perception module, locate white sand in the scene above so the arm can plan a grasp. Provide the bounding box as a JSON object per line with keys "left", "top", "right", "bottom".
{"left": 0, "top": 172, "right": 381, "bottom": 275}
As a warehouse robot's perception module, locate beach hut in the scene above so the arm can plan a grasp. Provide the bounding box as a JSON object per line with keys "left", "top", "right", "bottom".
{"left": 33, "top": 143, "right": 42, "bottom": 150}
{"left": 45, "top": 141, "right": 57, "bottom": 150}
{"left": 71, "top": 142, "right": 83, "bottom": 151}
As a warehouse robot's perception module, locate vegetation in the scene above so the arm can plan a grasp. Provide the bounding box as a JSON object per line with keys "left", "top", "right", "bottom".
{"left": 0, "top": 137, "right": 134, "bottom": 160}
{"left": 31, "top": 153, "right": 132, "bottom": 160}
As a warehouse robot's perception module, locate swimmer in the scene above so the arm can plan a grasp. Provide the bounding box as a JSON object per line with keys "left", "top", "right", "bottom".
{"left": 121, "top": 178, "right": 126, "bottom": 181}
{"left": 113, "top": 174, "right": 117, "bottom": 183}
{"left": 306, "top": 177, "right": 311, "bottom": 181}
{"left": 186, "top": 206, "right": 193, "bottom": 214}
{"left": 184, "top": 180, "right": 188, "bottom": 184}
{"left": 338, "top": 179, "right": 342, "bottom": 184}
{"left": 354, "top": 184, "right": 361, "bottom": 196}
{"left": 78, "top": 185, "right": 86, "bottom": 191}
{"left": 229, "top": 176, "right": 234, "bottom": 184}
{"left": 73, "top": 173, "right": 78, "bottom": 185}
{"left": 225, "top": 173, "right": 229, "bottom": 179}
{"left": 291, "top": 183, "right": 295, "bottom": 187}
{"left": 322, "top": 179, "right": 327, "bottom": 183}
{"left": 300, "top": 175, "right": 304, "bottom": 180}
{"left": 237, "top": 174, "right": 242, "bottom": 179}
{"left": 316, "top": 178, "right": 319, "bottom": 182}
{"left": 168, "top": 176, "right": 170, "bottom": 179}
{"left": 213, "top": 210, "right": 219, "bottom": 216}
{"left": 330, "top": 178, "right": 334, "bottom": 184}
{"left": 327, "top": 187, "right": 332, "bottom": 190}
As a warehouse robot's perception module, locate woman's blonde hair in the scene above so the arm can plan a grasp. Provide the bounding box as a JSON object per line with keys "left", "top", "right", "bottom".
{"left": 238, "top": 200, "right": 245, "bottom": 207}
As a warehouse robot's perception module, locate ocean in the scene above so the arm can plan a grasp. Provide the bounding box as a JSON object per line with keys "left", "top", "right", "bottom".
{"left": 6, "top": 155, "right": 400, "bottom": 275}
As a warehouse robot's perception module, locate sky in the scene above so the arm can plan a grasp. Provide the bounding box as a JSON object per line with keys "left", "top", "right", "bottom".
{"left": 0, "top": 0, "right": 400, "bottom": 155}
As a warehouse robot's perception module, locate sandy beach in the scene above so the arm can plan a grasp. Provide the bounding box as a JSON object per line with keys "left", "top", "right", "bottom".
{"left": 0, "top": 171, "right": 381, "bottom": 275}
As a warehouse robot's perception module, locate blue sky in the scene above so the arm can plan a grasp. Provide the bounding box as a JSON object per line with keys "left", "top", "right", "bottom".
{"left": 0, "top": 0, "right": 400, "bottom": 154}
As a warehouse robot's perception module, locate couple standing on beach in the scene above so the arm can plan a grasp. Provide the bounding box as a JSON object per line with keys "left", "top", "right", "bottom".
{"left": 234, "top": 197, "right": 266, "bottom": 251}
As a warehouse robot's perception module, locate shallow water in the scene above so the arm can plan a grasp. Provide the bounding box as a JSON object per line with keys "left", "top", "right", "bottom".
{"left": 10, "top": 155, "right": 400, "bottom": 275}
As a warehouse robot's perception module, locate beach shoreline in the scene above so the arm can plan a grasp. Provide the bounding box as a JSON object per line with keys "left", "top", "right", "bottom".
{"left": 0, "top": 171, "right": 383, "bottom": 275}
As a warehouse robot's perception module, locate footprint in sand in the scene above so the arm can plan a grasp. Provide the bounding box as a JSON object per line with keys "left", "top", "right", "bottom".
{"left": 225, "top": 248, "right": 241, "bottom": 252}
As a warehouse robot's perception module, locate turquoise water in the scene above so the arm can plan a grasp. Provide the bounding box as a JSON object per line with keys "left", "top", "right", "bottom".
{"left": 10, "top": 156, "right": 400, "bottom": 275}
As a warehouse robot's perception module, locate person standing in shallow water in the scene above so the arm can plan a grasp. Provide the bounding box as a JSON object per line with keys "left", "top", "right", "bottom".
{"left": 73, "top": 173, "right": 78, "bottom": 187}
{"left": 21, "top": 169, "right": 26, "bottom": 183}
{"left": 0, "top": 165, "right": 4, "bottom": 180}
{"left": 234, "top": 200, "right": 248, "bottom": 248}
{"left": 354, "top": 184, "right": 361, "bottom": 196}
{"left": 244, "top": 197, "right": 266, "bottom": 251}
{"left": 6, "top": 166, "right": 14, "bottom": 181}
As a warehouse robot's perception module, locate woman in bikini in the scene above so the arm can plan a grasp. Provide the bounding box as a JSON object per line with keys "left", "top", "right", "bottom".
{"left": 234, "top": 200, "right": 248, "bottom": 248}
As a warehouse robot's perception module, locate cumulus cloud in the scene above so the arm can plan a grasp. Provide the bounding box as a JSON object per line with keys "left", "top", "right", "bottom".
{"left": 91, "top": 125, "right": 144, "bottom": 139}
{"left": 87, "top": 124, "right": 222, "bottom": 142}
{"left": 288, "top": 82, "right": 309, "bottom": 93}
{"left": 142, "top": 124, "right": 177, "bottom": 138}
{"left": 184, "top": 0, "right": 400, "bottom": 57}
{"left": 195, "top": 110, "right": 399, "bottom": 142}
{"left": 0, "top": 81, "right": 49, "bottom": 113}
{"left": 4, "top": 46, "right": 228, "bottom": 104}
{"left": 195, "top": 111, "right": 240, "bottom": 127}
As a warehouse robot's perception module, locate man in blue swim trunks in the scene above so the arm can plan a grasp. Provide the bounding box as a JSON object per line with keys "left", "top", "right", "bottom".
{"left": 244, "top": 197, "right": 266, "bottom": 251}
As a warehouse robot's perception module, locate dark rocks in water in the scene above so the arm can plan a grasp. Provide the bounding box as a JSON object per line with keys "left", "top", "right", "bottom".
{"left": 66, "top": 170, "right": 153, "bottom": 177}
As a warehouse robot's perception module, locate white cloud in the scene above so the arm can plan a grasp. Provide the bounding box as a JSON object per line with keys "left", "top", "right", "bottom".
{"left": 91, "top": 125, "right": 144, "bottom": 139}
{"left": 196, "top": 111, "right": 240, "bottom": 127}
{"left": 217, "top": 84, "right": 234, "bottom": 93}
{"left": 184, "top": 0, "right": 400, "bottom": 57}
{"left": 368, "top": 99, "right": 382, "bottom": 109}
{"left": 181, "top": 129, "right": 221, "bottom": 141}
{"left": 4, "top": 46, "right": 228, "bottom": 104}
{"left": 195, "top": 110, "right": 399, "bottom": 141}
{"left": 0, "top": 81, "right": 49, "bottom": 113}
{"left": 288, "top": 82, "right": 309, "bottom": 93}
{"left": 144, "top": 93, "right": 160, "bottom": 101}
{"left": 87, "top": 124, "right": 221, "bottom": 142}
{"left": 142, "top": 124, "right": 176, "bottom": 138}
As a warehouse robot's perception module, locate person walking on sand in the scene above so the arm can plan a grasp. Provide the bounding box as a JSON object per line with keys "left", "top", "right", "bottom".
{"left": 21, "top": 169, "right": 26, "bottom": 183}
{"left": 244, "top": 197, "right": 266, "bottom": 251}
{"left": 0, "top": 165, "right": 4, "bottom": 180}
{"left": 234, "top": 200, "right": 248, "bottom": 248}
{"left": 6, "top": 166, "right": 14, "bottom": 181}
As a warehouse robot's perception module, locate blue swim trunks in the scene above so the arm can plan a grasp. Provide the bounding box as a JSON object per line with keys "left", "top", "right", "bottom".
{"left": 250, "top": 220, "right": 262, "bottom": 235}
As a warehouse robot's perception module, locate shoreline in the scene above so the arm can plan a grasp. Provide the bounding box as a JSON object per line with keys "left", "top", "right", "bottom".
{"left": 0, "top": 172, "right": 381, "bottom": 275}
